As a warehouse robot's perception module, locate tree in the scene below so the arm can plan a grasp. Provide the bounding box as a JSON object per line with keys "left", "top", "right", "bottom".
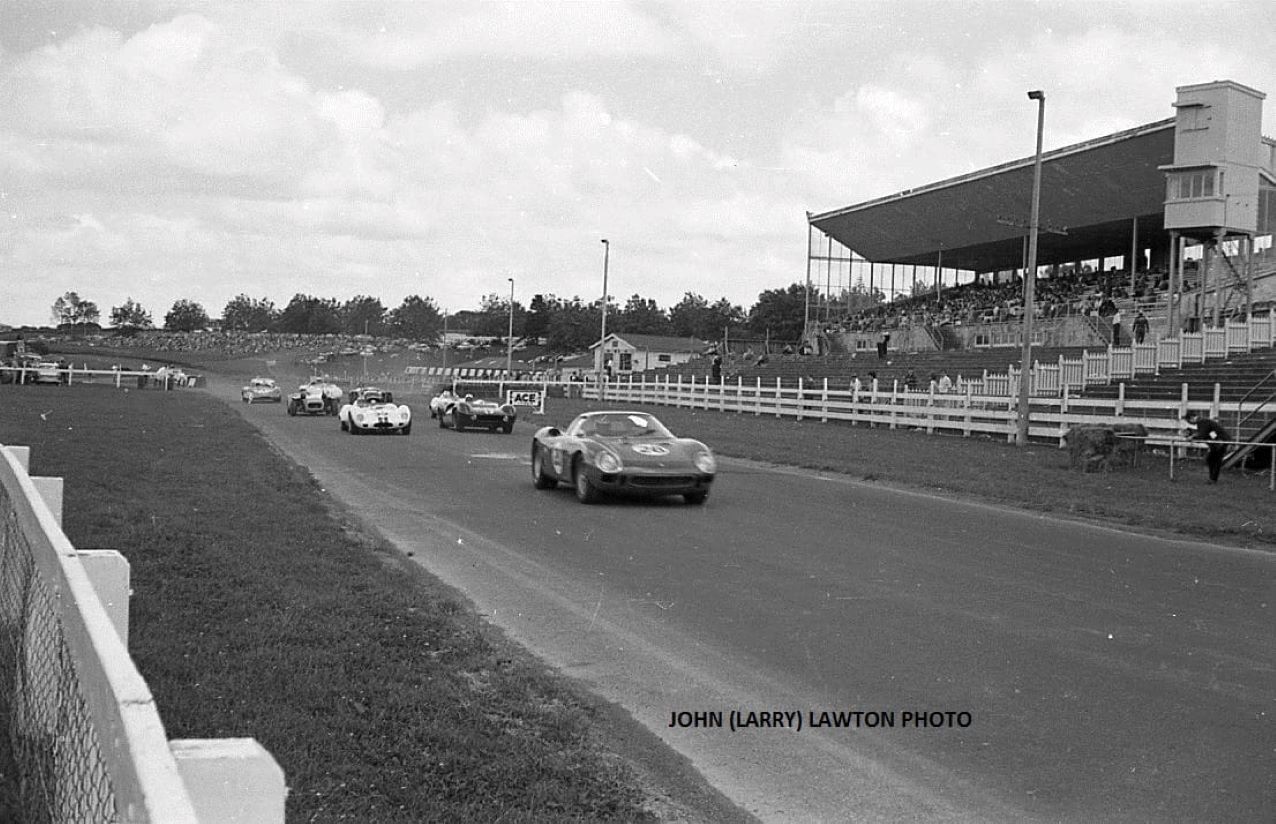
{"left": 221, "top": 295, "right": 277, "bottom": 332}
{"left": 615, "top": 295, "right": 671, "bottom": 335}
{"left": 747, "top": 283, "right": 807, "bottom": 342}
{"left": 471, "top": 292, "right": 523, "bottom": 339}
{"left": 340, "top": 295, "right": 387, "bottom": 337}
{"left": 669, "top": 293, "right": 742, "bottom": 340}
{"left": 164, "top": 299, "right": 210, "bottom": 332}
{"left": 543, "top": 297, "right": 599, "bottom": 352}
{"left": 524, "top": 294, "right": 554, "bottom": 342}
{"left": 388, "top": 295, "right": 443, "bottom": 341}
{"left": 51, "top": 292, "right": 101, "bottom": 329}
{"left": 109, "top": 297, "right": 152, "bottom": 332}
{"left": 275, "top": 294, "right": 341, "bottom": 334}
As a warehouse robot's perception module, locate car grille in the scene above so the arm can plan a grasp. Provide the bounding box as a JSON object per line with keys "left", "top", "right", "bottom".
{"left": 628, "top": 475, "right": 697, "bottom": 488}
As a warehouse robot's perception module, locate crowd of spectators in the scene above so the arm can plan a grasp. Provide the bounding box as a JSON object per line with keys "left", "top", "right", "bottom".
{"left": 833, "top": 265, "right": 1174, "bottom": 335}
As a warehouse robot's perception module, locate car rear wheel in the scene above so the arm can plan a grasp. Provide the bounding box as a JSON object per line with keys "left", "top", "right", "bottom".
{"left": 501, "top": 422, "right": 514, "bottom": 434}
{"left": 401, "top": 423, "right": 411, "bottom": 435}
{"left": 684, "top": 491, "right": 708, "bottom": 506}
{"left": 532, "top": 444, "right": 556, "bottom": 489}
{"left": 287, "top": 401, "right": 297, "bottom": 416}
{"left": 573, "top": 457, "right": 600, "bottom": 504}
{"left": 451, "top": 410, "right": 464, "bottom": 431}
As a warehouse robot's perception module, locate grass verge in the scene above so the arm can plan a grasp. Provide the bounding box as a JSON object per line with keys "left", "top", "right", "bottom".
{"left": 0, "top": 385, "right": 751, "bottom": 823}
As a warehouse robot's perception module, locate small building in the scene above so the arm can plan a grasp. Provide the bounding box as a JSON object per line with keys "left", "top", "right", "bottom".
{"left": 590, "top": 333, "right": 711, "bottom": 376}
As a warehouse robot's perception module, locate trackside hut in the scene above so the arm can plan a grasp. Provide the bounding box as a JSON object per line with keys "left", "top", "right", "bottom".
{"left": 591, "top": 333, "right": 710, "bottom": 376}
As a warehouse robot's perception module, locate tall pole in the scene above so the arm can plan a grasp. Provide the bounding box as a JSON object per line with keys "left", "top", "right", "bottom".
{"left": 506, "top": 277, "right": 515, "bottom": 377}
{"left": 442, "top": 310, "right": 449, "bottom": 369}
{"left": 599, "top": 238, "right": 609, "bottom": 400}
{"left": 1016, "top": 90, "right": 1046, "bottom": 446}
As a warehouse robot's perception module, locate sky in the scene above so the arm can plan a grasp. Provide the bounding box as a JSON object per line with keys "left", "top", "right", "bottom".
{"left": 2, "top": 0, "right": 1274, "bottom": 329}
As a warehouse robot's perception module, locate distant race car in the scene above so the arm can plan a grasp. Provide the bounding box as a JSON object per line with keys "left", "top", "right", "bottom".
{"left": 241, "top": 377, "right": 282, "bottom": 403}
{"left": 287, "top": 376, "right": 342, "bottom": 416}
{"left": 438, "top": 393, "right": 516, "bottom": 433}
{"left": 530, "top": 410, "right": 716, "bottom": 505}
{"left": 339, "top": 387, "right": 412, "bottom": 435}
{"left": 32, "top": 361, "right": 65, "bottom": 385}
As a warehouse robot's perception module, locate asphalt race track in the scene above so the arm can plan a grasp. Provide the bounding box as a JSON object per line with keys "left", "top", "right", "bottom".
{"left": 216, "top": 379, "right": 1274, "bottom": 823}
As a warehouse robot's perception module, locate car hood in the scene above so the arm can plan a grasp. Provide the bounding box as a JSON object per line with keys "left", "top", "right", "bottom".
{"left": 595, "top": 437, "right": 707, "bottom": 468}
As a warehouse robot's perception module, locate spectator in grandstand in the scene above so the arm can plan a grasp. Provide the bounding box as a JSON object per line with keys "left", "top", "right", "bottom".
{"left": 1111, "top": 308, "right": 1123, "bottom": 346}
{"left": 937, "top": 372, "right": 953, "bottom": 393}
{"left": 876, "top": 334, "right": 890, "bottom": 359}
{"left": 711, "top": 351, "right": 723, "bottom": 383}
{"left": 850, "top": 373, "right": 862, "bottom": 394}
{"left": 1133, "top": 312, "right": 1149, "bottom": 344}
{"left": 1183, "top": 411, "right": 1231, "bottom": 483}
{"left": 904, "top": 369, "right": 918, "bottom": 390}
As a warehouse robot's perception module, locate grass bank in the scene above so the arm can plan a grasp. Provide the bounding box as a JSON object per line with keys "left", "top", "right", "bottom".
{"left": 0, "top": 385, "right": 749, "bottom": 823}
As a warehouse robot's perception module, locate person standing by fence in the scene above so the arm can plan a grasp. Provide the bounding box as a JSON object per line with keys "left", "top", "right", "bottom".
{"left": 1184, "top": 411, "right": 1231, "bottom": 483}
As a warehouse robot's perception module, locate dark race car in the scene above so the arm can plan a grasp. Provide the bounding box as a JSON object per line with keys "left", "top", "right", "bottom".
{"left": 439, "top": 393, "right": 517, "bottom": 433}
{"left": 530, "top": 410, "right": 716, "bottom": 505}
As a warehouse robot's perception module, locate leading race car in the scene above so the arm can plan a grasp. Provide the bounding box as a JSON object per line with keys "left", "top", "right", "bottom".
{"left": 439, "top": 393, "right": 517, "bottom": 433}
{"left": 241, "top": 377, "right": 282, "bottom": 403}
{"left": 339, "top": 387, "right": 412, "bottom": 435}
{"left": 530, "top": 410, "right": 716, "bottom": 505}
{"left": 287, "top": 376, "right": 342, "bottom": 416}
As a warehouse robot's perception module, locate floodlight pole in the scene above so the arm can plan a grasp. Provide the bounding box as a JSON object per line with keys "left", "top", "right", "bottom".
{"left": 599, "top": 238, "right": 609, "bottom": 401}
{"left": 1016, "top": 90, "right": 1046, "bottom": 447}
{"left": 506, "top": 277, "right": 515, "bottom": 378}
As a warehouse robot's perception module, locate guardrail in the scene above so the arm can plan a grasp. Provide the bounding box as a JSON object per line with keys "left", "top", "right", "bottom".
{"left": 0, "top": 445, "right": 285, "bottom": 822}
{"left": 0, "top": 366, "right": 202, "bottom": 389}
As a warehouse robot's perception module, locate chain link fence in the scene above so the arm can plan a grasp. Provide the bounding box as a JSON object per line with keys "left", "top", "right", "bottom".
{"left": 1, "top": 490, "right": 118, "bottom": 823}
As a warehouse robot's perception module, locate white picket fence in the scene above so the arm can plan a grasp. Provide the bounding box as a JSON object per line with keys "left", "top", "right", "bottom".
{"left": 587, "top": 373, "right": 1239, "bottom": 446}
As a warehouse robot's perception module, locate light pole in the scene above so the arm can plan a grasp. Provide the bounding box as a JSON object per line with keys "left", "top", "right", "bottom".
{"left": 506, "top": 277, "right": 515, "bottom": 378}
{"left": 598, "top": 238, "right": 609, "bottom": 400}
{"left": 1016, "top": 89, "right": 1046, "bottom": 447}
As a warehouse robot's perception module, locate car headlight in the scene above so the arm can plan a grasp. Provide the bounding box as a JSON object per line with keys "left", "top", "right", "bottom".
{"left": 595, "top": 450, "right": 623, "bottom": 473}
{"left": 694, "top": 452, "right": 716, "bottom": 474}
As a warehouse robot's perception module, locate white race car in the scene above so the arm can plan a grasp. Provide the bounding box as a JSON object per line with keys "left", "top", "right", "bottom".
{"left": 339, "top": 387, "right": 412, "bottom": 435}
{"left": 429, "top": 389, "right": 460, "bottom": 420}
{"left": 287, "top": 376, "right": 342, "bottom": 416}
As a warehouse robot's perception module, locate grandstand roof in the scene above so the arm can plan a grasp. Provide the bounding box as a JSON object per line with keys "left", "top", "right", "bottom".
{"left": 809, "top": 118, "right": 1177, "bottom": 273}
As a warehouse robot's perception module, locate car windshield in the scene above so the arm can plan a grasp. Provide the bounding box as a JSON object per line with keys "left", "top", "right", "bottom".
{"left": 574, "top": 414, "right": 672, "bottom": 439}
{"left": 357, "top": 395, "right": 384, "bottom": 405}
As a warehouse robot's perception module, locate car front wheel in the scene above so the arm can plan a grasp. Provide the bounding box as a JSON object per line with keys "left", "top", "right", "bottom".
{"left": 532, "top": 444, "right": 556, "bottom": 489}
{"left": 684, "top": 491, "right": 708, "bottom": 506}
{"left": 573, "top": 458, "right": 600, "bottom": 504}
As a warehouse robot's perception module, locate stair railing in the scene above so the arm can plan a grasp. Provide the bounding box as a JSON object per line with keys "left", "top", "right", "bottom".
{"left": 1234, "top": 368, "right": 1276, "bottom": 439}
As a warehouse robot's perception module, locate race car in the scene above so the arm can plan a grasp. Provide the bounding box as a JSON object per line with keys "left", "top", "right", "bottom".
{"left": 428, "top": 389, "right": 460, "bottom": 420}
{"left": 530, "top": 410, "right": 716, "bottom": 505}
{"left": 339, "top": 387, "right": 412, "bottom": 435}
{"left": 32, "top": 361, "right": 65, "bottom": 385}
{"left": 438, "top": 393, "right": 516, "bottom": 433}
{"left": 287, "top": 376, "right": 342, "bottom": 416}
{"left": 241, "top": 377, "right": 282, "bottom": 403}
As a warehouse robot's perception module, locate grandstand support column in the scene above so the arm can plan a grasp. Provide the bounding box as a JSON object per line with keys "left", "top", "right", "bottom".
{"left": 1129, "top": 217, "right": 1139, "bottom": 297}
{"left": 1017, "top": 90, "right": 1046, "bottom": 447}
{"left": 1169, "top": 231, "right": 1181, "bottom": 333}
{"left": 803, "top": 219, "right": 814, "bottom": 341}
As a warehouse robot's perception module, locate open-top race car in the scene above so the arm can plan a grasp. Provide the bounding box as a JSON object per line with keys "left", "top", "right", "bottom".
{"left": 287, "top": 376, "right": 342, "bottom": 416}
{"left": 437, "top": 393, "right": 516, "bottom": 433}
{"left": 428, "top": 389, "right": 459, "bottom": 420}
{"left": 339, "top": 387, "right": 411, "bottom": 435}
{"left": 530, "top": 410, "right": 716, "bottom": 505}
{"left": 241, "top": 377, "right": 282, "bottom": 403}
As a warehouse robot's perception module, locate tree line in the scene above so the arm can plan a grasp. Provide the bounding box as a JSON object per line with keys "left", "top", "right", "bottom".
{"left": 47, "top": 282, "right": 886, "bottom": 351}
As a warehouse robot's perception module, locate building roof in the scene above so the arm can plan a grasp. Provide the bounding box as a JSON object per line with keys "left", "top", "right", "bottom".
{"left": 809, "top": 118, "right": 1177, "bottom": 273}
{"left": 590, "top": 333, "right": 710, "bottom": 353}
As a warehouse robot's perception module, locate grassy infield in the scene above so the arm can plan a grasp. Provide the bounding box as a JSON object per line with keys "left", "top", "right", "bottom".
{"left": 1, "top": 354, "right": 1272, "bottom": 822}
